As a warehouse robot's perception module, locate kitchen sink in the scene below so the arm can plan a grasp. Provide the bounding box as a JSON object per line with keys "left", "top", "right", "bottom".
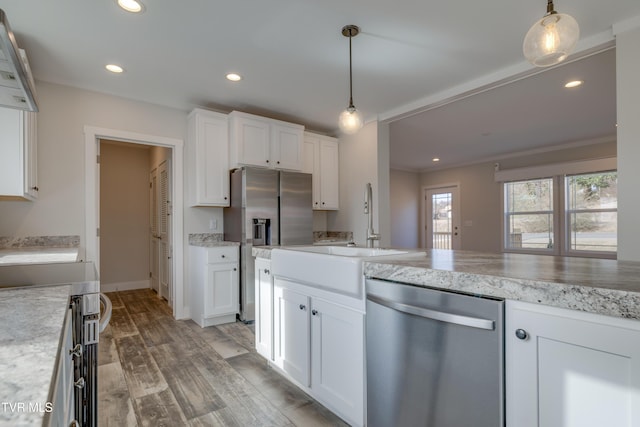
{"left": 270, "top": 246, "right": 409, "bottom": 297}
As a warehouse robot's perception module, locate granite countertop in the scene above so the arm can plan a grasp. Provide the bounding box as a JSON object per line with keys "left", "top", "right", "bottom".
{"left": 0, "top": 284, "right": 71, "bottom": 425}
{"left": 364, "top": 249, "right": 640, "bottom": 320}
{"left": 0, "top": 247, "right": 80, "bottom": 265}
{"left": 189, "top": 241, "right": 240, "bottom": 248}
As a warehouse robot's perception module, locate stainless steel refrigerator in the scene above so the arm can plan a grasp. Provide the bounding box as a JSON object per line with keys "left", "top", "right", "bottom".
{"left": 224, "top": 167, "right": 313, "bottom": 321}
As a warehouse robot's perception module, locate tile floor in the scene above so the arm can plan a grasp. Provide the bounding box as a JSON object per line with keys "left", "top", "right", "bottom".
{"left": 98, "top": 289, "right": 349, "bottom": 426}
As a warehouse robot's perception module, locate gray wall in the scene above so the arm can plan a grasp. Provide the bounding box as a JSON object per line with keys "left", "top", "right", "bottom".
{"left": 100, "top": 141, "right": 151, "bottom": 286}
{"left": 389, "top": 140, "right": 617, "bottom": 253}
{"left": 390, "top": 169, "right": 420, "bottom": 248}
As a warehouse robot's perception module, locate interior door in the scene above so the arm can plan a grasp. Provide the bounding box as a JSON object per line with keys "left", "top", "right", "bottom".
{"left": 158, "top": 160, "right": 173, "bottom": 306}
{"left": 424, "top": 186, "right": 460, "bottom": 249}
{"left": 149, "top": 168, "right": 159, "bottom": 293}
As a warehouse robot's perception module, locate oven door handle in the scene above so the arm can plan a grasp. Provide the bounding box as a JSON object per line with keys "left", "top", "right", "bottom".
{"left": 367, "top": 294, "right": 495, "bottom": 330}
{"left": 99, "top": 293, "right": 112, "bottom": 333}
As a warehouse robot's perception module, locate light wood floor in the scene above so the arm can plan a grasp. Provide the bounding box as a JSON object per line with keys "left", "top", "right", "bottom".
{"left": 98, "top": 289, "right": 349, "bottom": 426}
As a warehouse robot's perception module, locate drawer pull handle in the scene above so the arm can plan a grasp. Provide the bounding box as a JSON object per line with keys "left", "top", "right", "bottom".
{"left": 299, "top": 304, "right": 306, "bottom": 310}
{"left": 312, "top": 310, "right": 318, "bottom": 316}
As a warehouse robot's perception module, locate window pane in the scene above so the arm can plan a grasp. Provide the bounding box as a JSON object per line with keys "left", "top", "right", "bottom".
{"left": 568, "top": 212, "right": 617, "bottom": 252}
{"left": 507, "top": 213, "right": 554, "bottom": 250}
{"left": 506, "top": 179, "right": 553, "bottom": 212}
{"left": 567, "top": 172, "right": 617, "bottom": 210}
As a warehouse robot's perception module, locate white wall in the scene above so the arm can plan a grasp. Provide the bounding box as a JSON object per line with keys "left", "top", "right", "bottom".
{"left": 0, "top": 81, "right": 221, "bottom": 317}
{"left": 328, "top": 121, "right": 381, "bottom": 246}
{"left": 390, "top": 169, "right": 420, "bottom": 248}
{"left": 616, "top": 25, "right": 640, "bottom": 261}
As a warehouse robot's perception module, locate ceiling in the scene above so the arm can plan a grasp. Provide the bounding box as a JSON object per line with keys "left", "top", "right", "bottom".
{"left": 2, "top": 1, "right": 639, "bottom": 171}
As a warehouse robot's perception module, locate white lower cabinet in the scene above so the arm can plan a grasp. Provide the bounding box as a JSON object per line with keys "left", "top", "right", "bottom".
{"left": 190, "top": 246, "right": 239, "bottom": 327}
{"left": 254, "top": 258, "right": 273, "bottom": 360}
{"left": 272, "top": 278, "right": 364, "bottom": 426}
{"left": 506, "top": 300, "right": 640, "bottom": 427}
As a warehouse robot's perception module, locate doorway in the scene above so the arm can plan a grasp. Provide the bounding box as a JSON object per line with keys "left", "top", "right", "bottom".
{"left": 99, "top": 141, "right": 173, "bottom": 306}
{"left": 424, "top": 185, "right": 460, "bottom": 250}
{"left": 84, "top": 126, "right": 185, "bottom": 319}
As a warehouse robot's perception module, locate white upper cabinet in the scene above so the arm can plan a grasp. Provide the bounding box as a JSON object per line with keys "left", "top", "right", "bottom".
{"left": 0, "top": 107, "right": 38, "bottom": 200}
{"left": 229, "top": 111, "right": 304, "bottom": 171}
{"left": 187, "top": 109, "right": 230, "bottom": 207}
{"left": 303, "top": 132, "right": 339, "bottom": 210}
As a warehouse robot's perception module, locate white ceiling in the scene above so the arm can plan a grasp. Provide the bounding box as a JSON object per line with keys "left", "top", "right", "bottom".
{"left": 2, "top": 1, "right": 639, "bottom": 171}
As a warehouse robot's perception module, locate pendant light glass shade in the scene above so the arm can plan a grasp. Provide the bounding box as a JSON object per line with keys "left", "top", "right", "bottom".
{"left": 523, "top": 1, "right": 579, "bottom": 67}
{"left": 339, "top": 106, "right": 364, "bottom": 134}
{"left": 338, "top": 25, "right": 364, "bottom": 134}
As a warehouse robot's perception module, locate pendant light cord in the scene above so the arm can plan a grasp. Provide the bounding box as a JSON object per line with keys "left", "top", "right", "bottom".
{"left": 348, "top": 29, "right": 354, "bottom": 109}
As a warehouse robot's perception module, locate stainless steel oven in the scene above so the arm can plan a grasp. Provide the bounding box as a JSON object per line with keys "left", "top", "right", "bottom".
{"left": 69, "top": 280, "right": 111, "bottom": 426}
{"left": 366, "top": 278, "right": 504, "bottom": 427}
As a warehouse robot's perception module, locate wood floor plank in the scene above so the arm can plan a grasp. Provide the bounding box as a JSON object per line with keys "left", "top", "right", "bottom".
{"left": 133, "top": 388, "right": 188, "bottom": 427}
{"left": 115, "top": 334, "right": 169, "bottom": 399}
{"left": 98, "top": 362, "right": 138, "bottom": 427}
{"left": 109, "top": 306, "right": 139, "bottom": 339}
{"left": 185, "top": 320, "right": 250, "bottom": 359}
{"left": 98, "top": 324, "right": 119, "bottom": 366}
{"left": 191, "top": 351, "right": 295, "bottom": 426}
{"left": 216, "top": 321, "right": 256, "bottom": 351}
{"left": 100, "top": 288, "right": 347, "bottom": 426}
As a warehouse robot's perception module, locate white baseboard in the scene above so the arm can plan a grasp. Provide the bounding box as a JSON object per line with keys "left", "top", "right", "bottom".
{"left": 101, "top": 279, "right": 150, "bottom": 292}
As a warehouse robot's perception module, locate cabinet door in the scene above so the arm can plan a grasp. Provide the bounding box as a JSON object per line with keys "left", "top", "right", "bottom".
{"left": 506, "top": 300, "right": 640, "bottom": 427}
{"left": 23, "top": 111, "right": 38, "bottom": 199}
{"left": 204, "top": 262, "right": 239, "bottom": 318}
{"left": 311, "top": 297, "right": 364, "bottom": 424}
{"left": 318, "top": 139, "right": 339, "bottom": 210}
{"left": 271, "top": 123, "right": 303, "bottom": 171}
{"left": 303, "top": 136, "right": 321, "bottom": 209}
{"left": 233, "top": 115, "right": 271, "bottom": 168}
{"left": 273, "top": 281, "right": 310, "bottom": 386}
{"left": 255, "top": 258, "right": 273, "bottom": 360}
{"left": 188, "top": 110, "right": 229, "bottom": 206}
{"left": 0, "top": 108, "right": 37, "bottom": 200}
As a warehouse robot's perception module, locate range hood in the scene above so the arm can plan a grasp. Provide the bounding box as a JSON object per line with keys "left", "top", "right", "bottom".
{"left": 0, "top": 9, "right": 38, "bottom": 112}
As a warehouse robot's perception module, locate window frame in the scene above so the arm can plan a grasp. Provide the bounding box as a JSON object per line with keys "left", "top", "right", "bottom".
{"left": 501, "top": 171, "right": 617, "bottom": 259}
{"left": 563, "top": 170, "right": 618, "bottom": 258}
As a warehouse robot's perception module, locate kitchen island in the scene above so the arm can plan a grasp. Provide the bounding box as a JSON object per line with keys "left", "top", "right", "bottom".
{"left": 256, "top": 246, "right": 640, "bottom": 426}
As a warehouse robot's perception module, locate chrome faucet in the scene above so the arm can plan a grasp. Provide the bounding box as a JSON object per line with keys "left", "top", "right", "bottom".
{"left": 364, "top": 183, "right": 380, "bottom": 248}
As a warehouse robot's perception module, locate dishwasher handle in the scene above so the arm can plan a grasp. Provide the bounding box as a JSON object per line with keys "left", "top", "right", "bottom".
{"left": 367, "top": 294, "right": 495, "bottom": 331}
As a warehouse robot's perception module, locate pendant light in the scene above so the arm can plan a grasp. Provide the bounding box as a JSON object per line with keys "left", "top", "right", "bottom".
{"left": 338, "top": 25, "right": 364, "bottom": 134}
{"left": 523, "top": 0, "right": 579, "bottom": 67}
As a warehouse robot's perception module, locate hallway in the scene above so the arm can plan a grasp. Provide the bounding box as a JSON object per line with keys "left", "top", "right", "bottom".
{"left": 98, "top": 289, "right": 348, "bottom": 426}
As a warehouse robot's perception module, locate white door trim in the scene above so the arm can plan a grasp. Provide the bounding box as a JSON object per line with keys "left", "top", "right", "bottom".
{"left": 84, "top": 126, "right": 186, "bottom": 319}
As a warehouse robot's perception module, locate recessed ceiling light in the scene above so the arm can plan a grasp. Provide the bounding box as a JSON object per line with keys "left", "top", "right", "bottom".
{"left": 432, "top": 157, "right": 440, "bottom": 162}
{"left": 117, "top": 0, "right": 145, "bottom": 13}
{"left": 105, "top": 64, "right": 124, "bottom": 73}
{"left": 226, "top": 73, "right": 242, "bottom": 82}
{"left": 564, "top": 80, "right": 583, "bottom": 88}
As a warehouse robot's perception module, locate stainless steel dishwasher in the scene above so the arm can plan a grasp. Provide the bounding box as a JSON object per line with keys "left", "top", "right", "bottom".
{"left": 365, "top": 278, "right": 504, "bottom": 427}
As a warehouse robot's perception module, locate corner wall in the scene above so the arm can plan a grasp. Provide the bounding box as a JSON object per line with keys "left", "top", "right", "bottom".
{"left": 616, "top": 25, "right": 640, "bottom": 261}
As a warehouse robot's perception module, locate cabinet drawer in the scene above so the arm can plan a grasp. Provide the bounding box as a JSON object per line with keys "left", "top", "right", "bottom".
{"left": 206, "top": 246, "right": 239, "bottom": 263}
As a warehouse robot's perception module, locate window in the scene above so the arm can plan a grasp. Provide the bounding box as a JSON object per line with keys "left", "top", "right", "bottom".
{"left": 504, "top": 178, "right": 555, "bottom": 251}
{"left": 503, "top": 170, "right": 617, "bottom": 258}
{"left": 565, "top": 172, "right": 617, "bottom": 254}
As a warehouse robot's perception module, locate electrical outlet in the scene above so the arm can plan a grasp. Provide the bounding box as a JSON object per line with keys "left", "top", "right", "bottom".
{"left": 209, "top": 219, "right": 217, "bottom": 230}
